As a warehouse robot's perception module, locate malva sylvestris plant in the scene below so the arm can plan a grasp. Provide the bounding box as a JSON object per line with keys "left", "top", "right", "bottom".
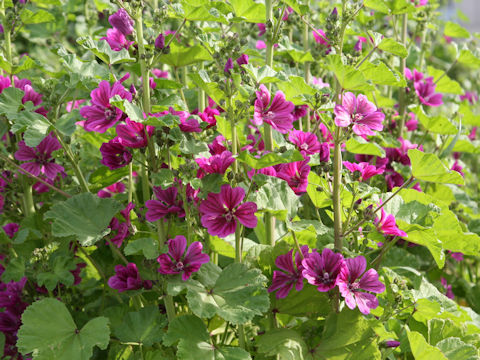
{"left": 0, "top": 0, "right": 479, "bottom": 359}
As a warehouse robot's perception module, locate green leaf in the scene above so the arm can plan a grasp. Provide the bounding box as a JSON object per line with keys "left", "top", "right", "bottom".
{"left": 180, "top": 0, "right": 229, "bottom": 24}
{"left": 359, "top": 61, "right": 406, "bottom": 87}
{"left": 236, "top": 150, "right": 304, "bottom": 169}
{"left": 306, "top": 172, "right": 331, "bottom": 208}
{"left": 428, "top": 319, "right": 463, "bottom": 346}
{"left": 10, "top": 111, "right": 52, "bottom": 147}
{"left": 36, "top": 255, "right": 76, "bottom": 291}
{"left": 230, "top": 0, "right": 265, "bottom": 23}
{"left": 159, "top": 42, "right": 212, "bottom": 68}
{"left": 378, "top": 38, "right": 408, "bottom": 58}
{"left": 154, "top": 78, "right": 184, "bottom": 89}
{"left": 444, "top": 21, "right": 470, "bottom": 39}
{"left": 89, "top": 166, "right": 130, "bottom": 192}
{"left": 186, "top": 263, "right": 269, "bottom": 324}
{"left": 44, "top": 193, "right": 123, "bottom": 246}
{"left": 110, "top": 96, "right": 144, "bottom": 122}
{"left": 436, "top": 337, "right": 479, "bottom": 360}
{"left": 364, "top": 0, "right": 390, "bottom": 13}
{"left": 411, "top": 106, "right": 457, "bottom": 134}
{"left": 364, "top": 0, "right": 415, "bottom": 14}
{"left": 276, "top": 76, "right": 316, "bottom": 104}
{"left": 427, "top": 66, "right": 463, "bottom": 95}
{"left": 189, "top": 71, "right": 225, "bottom": 105}
{"left": 17, "top": 298, "right": 110, "bottom": 360}
{"left": 276, "top": 284, "right": 331, "bottom": 317}
{"left": 55, "top": 110, "right": 79, "bottom": 137}
{"left": 124, "top": 238, "right": 159, "bottom": 260}
{"left": 327, "top": 55, "right": 374, "bottom": 92}
{"left": 14, "top": 55, "right": 38, "bottom": 74}
{"left": 179, "top": 133, "right": 209, "bottom": 154}
{"left": 256, "top": 329, "right": 308, "bottom": 360}
{"left": 243, "top": 64, "right": 285, "bottom": 84}
{"left": 163, "top": 315, "right": 209, "bottom": 346}
{"left": 252, "top": 175, "right": 300, "bottom": 221}
{"left": 457, "top": 49, "right": 480, "bottom": 69}
{"left": 20, "top": 9, "right": 55, "bottom": 24}
{"left": 115, "top": 307, "right": 166, "bottom": 347}
{"left": 77, "top": 36, "right": 135, "bottom": 65}
{"left": 408, "top": 149, "right": 464, "bottom": 185}
{"left": 1, "top": 257, "right": 25, "bottom": 282}
{"left": 407, "top": 331, "right": 448, "bottom": 360}
{"left": 346, "top": 136, "right": 386, "bottom": 157}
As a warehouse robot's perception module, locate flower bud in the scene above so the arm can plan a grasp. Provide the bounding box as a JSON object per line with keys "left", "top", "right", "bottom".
{"left": 155, "top": 33, "right": 165, "bottom": 50}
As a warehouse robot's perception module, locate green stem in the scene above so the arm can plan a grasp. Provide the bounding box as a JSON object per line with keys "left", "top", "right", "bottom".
{"left": 332, "top": 136, "right": 343, "bottom": 252}
{"left": 157, "top": 220, "right": 166, "bottom": 249}
{"left": 182, "top": 185, "right": 192, "bottom": 244}
{"left": 140, "top": 154, "right": 150, "bottom": 202}
{"left": 128, "top": 161, "right": 133, "bottom": 203}
{"left": 164, "top": 294, "right": 176, "bottom": 322}
{"left": 55, "top": 131, "right": 90, "bottom": 193}
{"left": 174, "top": 67, "right": 189, "bottom": 112}
{"left": 397, "top": 14, "right": 408, "bottom": 138}
{"left": 198, "top": 62, "right": 206, "bottom": 110}
{"left": 290, "top": 231, "right": 305, "bottom": 259}
{"left": 303, "top": 15, "right": 310, "bottom": 132}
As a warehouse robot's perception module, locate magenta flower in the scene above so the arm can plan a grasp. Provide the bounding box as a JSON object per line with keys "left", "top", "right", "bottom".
{"left": 374, "top": 207, "right": 407, "bottom": 238}
{"left": 80, "top": 80, "right": 132, "bottom": 133}
{"left": 0, "top": 75, "right": 10, "bottom": 93}
{"left": 288, "top": 130, "right": 321, "bottom": 155}
{"left": 145, "top": 186, "right": 185, "bottom": 222}
{"left": 14, "top": 133, "right": 64, "bottom": 180}
{"left": 257, "top": 23, "right": 266, "bottom": 36}
{"left": 100, "top": 138, "right": 132, "bottom": 170}
{"left": 100, "top": 28, "right": 133, "bottom": 51}
{"left": 108, "top": 263, "right": 150, "bottom": 293}
{"left": 97, "top": 182, "right": 126, "bottom": 198}
{"left": 268, "top": 245, "right": 309, "bottom": 299}
{"left": 343, "top": 161, "right": 384, "bottom": 181}
{"left": 157, "top": 235, "right": 210, "bottom": 281}
{"left": 405, "top": 68, "right": 442, "bottom": 107}
{"left": 385, "top": 340, "right": 401, "bottom": 348}
{"left": 301, "top": 248, "right": 344, "bottom": 292}
{"left": 337, "top": 256, "right": 385, "bottom": 315}
{"left": 312, "top": 29, "right": 329, "bottom": 46}
{"left": 319, "top": 143, "right": 331, "bottom": 162}
{"left": 311, "top": 76, "right": 330, "bottom": 89}
{"left": 179, "top": 117, "right": 202, "bottom": 133}
{"left": 2, "top": 223, "right": 19, "bottom": 239}
{"left": 108, "top": 8, "right": 134, "bottom": 36}
{"left": 208, "top": 135, "right": 228, "bottom": 155}
{"left": 253, "top": 84, "right": 295, "bottom": 134}
{"left": 451, "top": 160, "right": 464, "bottom": 177}
{"left": 116, "top": 118, "right": 155, "bottom": 148}
{"left": 236, "top": 54, "right": 249, "bottom": 66}
{"left": 276, "top": 158, "right": 310, "bottom": 195}
{"left": 195, "top": 151, "right": 235, "bottom": 178}
{"left": 441, "top": 278, "right": 454, "bottom": 299}
{"left": 354, "top": 36, "right": 367, "bottom": 52}
{"left": 199, "top": 106, "right": 219, "bottom": 128}
{"left": 224, "top": 58, "right": 234, "bottom": 74}
{"left": 460, "top": 91, "right": 478, "bottom": 105}
{"left": 334, "top": 92, "right": 385, "bottom": 136}
{"left": 109, "top": 202, "right": 135, "bottom": 247}
{"left": 199, "top": 184, "right": 257, "bottom": 238}
{"left": 155, "top": 33, "right": 165, "bottom": 50}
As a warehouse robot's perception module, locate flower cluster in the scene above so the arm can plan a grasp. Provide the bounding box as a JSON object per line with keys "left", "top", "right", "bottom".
{"left": 269, "top": 247, "right": 385, "bottom": 315}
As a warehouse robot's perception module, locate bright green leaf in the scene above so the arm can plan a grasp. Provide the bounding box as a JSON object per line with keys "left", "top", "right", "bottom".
{"left": 408, "top": 149, "right": 464, "bottom": 184}
{"left": 378, "top": 38, "right": 408, "bottom": 58}
{"left": 236, "top": 150, "right": 304, "bottom": 169}
{"left": 444, "top": 21, "right": 470, "bottom": 39}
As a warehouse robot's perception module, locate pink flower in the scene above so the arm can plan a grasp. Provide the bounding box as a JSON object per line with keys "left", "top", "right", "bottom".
{"left": 451, "top": 160, "right": 464, "bottom": 177}
{"left": 152, "top": 68, "right": 169, "bottom": 78}
{"left": 441, "top": 278, "right": 454, "bottom": 299}
{"left": 99, "top": 138, "right": 132, "bottom": 170}
{"left": 208, "top": 135, "right": 229, "bottom": 155}
{"left": 405, "top": 112, "right": 418, "bottom": 131}
{"left": 100, "top": 28, "right": 133, "bottom": 51}
{"left": 276, "top": 158, "right": 310, "bottom": 195}
{"left": 257, "top": 23, "right": 266, "bottom": 36}
{"left": 302, "top": 248, "right": 344, "bottom": 292}
{"left": 256, "top": 40, "right": 266, "bottom": 50}
{"left": 195, "top": 151, "right": 235, "bottom": 178}
{"left": 108, "top": 8, "right": 134, "bottom": 36}
{"left": 108, "top": 263, "right": 150, "bottom": 292}
{"left": 450, "top": 251, "right": 464, "bottom": 262}
{"left": 334, "top": 92, "right": 384, "bottom": 136}
{"left": 254, "top": 84, "right": 295, "bottom": 133}
{"left": 116, "top": 119, "right": 155, "bottom": 148}
{"left": 374, "top": 207, "right": 407, "bottom": 238}
{"left": 2, "top": 223, "right": 19, "bottom": 239}
{"left": 311, "top": 76, "right": 330, "bottom": 88}
{"left": 343, "top": 161, "right": 384, "bottom": 181}
{"left": 312, "top": 29, "right": 329, "bottom": 46}
{"left": 268, "top": 245, "right": 309, "bottom": 299}
{"left": 199, "top": 184, "right": 257, "bottom": 238}
{"left": 97, "top": 182, "right": 126, "bottom": 198}
{"left": 109, "top": 202, "right": 135, "bottom": 247}
{"left": 288, "top": 130, "right": 321, "bottom": 155}
{"left": 354, "top": 36, "right": 367, "bottom": 52}
{"left": 80, "top": 81, "right": 132, "bottom": 133}
{"left": 157, "top": 235, "right": 210, "bottom": 281}
{"left": 460, "top": 91, "right": 478, "bottom": 105}
{"left": 199, "top": 107, "right": 220, "bottom": 128}
{"left": 145, "top": 186, "right": 185, "bottom": 222}
{"left": 337, "top": 256, "right": 385, "bottom": 315}
{"left": 405, "top": 68, "right": 442, "bottom": 107}
{"left": 14, "top": 133, "right": 64, "bottom": 180}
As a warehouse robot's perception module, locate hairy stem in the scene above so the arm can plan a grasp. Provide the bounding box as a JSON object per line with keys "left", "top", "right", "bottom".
{"left": 397, "top": 14, "right": 408, "bottom": 138}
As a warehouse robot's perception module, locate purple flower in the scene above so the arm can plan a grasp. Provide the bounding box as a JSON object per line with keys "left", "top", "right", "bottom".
{"left": 80, "top": 80, "right": 132, "bottom": 133}
{"left": 343, "top": 161, "right": 384, "bottom": 181}
{"left": 157, "top": 235, "right": 210, "bottom": 281}
{"left": 224, "top": 58, "right": 234, "bottom": 74}
{"left": 2, "top": 223, "right": 19, "bottom": 239}
{"left": 288, "top": 130, "right": 321, "bottom": 155}
{"left": 302, "top": 248, "right": 344, "bottom": 292}
{"left": 374, "top": 207, "right": 407, "bottom": 238}
{"left": 405, "top": 68, "right": 442, "bottom": 107}
{"left": 195, "top": 151, "right": 235, "bottom": 178}
{"left": 451, "top": 160, "right": 464, "bottom": 177}
{"left": 276, "top": 158, "right": 310, "bottom": 195}
{"left": 253, "top": 84, "right": 295, "bottom": 134}
{"left": 460, "top": 91, "right": 478, "bottom": 105}
{"left": 145, "top": 186, "right": 185, "bottom": 222}
{"left": 199, "top": 184, "right": 257, "bottom": 238}
{"left": 312, "top": 29, "right": 329, "bottom": 46}
{"left": 337, "top": 256, "right": 385, "bottom": 315}
{"left": 334, "top": 92, "right": 385, "bottom": 136}
{"left": 199, "top": 106, "right": 219, "bottom": 128}
{"left": 385, "top": 340, "right": 401, "bottom": 348}
{"left": 109, "top": 202, "right": 135, "bottom": 247}
{"left": 14, "top": 133, "right": 64, "bottom": 180}
{"left": 109, "top": 8, "right": 134, "bottom": 36}
{"left": 441, "top": 278, "right": 454, "bottom": 299}
{"left": 179, "top": 117, "right": 202, "bottom": 133}
{"left": 116, "top": 118, "right": 155, "bottom": 148}
{"left": 450, "top": 251, "right": 464, "bottom": 262}
{"left": 97, "top": 182, "right": 126, "bottom": 198}
{"left": 268, "top": 245, "right": 309, "bottom": 299}
{"left": 354, "top": 36, "right": 367, "bottom": 52}
{"left": 100, "top": 28, "right": 133, "bottom": 51}
{"left": 319, "top": 143, "right": 331, "bottom": 162}
{"left": 208, "top": 135, "right": 228, "bottom": 155}
{"left": 236, "top": 54, "right": 249, "bottom": 66}
{"left": 155, "top": 33, "right": 165, "bottom": 50}
{"left": 108, "top": 263, "right": 148, "bottom": 292}
{"left": 0, "top": 75, "right": 11, "bottom": 93}
{"left": 257, "top": 23, "right": 266, "bottom": 36}
{"left": 71, "top": 262, "right": 86, "bottom": 285}
{"left": 100, "top": 138, "right": 132, "bottom": 170}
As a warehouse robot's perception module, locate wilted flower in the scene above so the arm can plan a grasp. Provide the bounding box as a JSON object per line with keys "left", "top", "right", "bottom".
{"left": 199, "top": 184, "right": 257, "bottom": 238}
{"left": 268, "top": 245, "right": 309, "bottom": 299}
{"left": 157, "top": 235, "right": 210, "bottom": 281}
{"left": 334, "top": 92, "right": 384, "bottom": 136}
{"left": 100, "top": 138, "right": 132, "bottom": 170}
{"left": 108, "top": 263, "right": 150, "bottom": 292}
{"left": 253, "top": 84, "right": 295, "bottom": 134}
{"left": 302, "top": 248, "right": 344, "bottom": 292}
{"left": 14, "top": 133, "right": 64, "bottom": 180}
{"left": 337, "top": 255, "right": 385, "bottom": 315}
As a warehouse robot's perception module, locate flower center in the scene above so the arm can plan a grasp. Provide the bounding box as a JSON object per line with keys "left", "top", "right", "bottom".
{"left": 352, "top": 113, "right": 364, "bottom": 122}
{"left": 105, "top": 108, "right": 117, "bottom": 121}
{"left": 264, "top": 111, "right": 275, "bottom": 121}
{"left": 174, "top": 261, "right": 184, "bottom": 271}
{"left": 300, "top": 143, "right": 309, "bottom": 151}
{"left": 348, "top": 281, "right": 360, "bottom": 291}
{"left": 224, "top": 211, "right": 234, "bottom": 222}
